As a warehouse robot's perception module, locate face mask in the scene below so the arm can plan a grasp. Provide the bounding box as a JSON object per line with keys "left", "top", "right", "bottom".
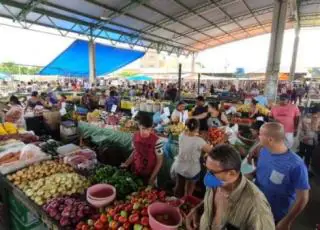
{"left": 204, "top": 172, "right": 224, "bottom": 188}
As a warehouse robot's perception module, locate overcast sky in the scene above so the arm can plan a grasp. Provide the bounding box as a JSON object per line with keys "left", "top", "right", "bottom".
{"left": 1, "top": 19, "right": 320, "bottom": 73}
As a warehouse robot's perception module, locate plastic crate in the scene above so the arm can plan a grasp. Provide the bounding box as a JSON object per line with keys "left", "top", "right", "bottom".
{"left": 10, "top": 211, "right": 46, "bottom": 230}
{"left": 8, "top": 193, "right": 39, "bottom": 225}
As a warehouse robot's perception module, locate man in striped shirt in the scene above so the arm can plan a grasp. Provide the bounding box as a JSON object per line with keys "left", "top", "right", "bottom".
{"left": 187, "top": 144, "right": 275, "bottom": 230}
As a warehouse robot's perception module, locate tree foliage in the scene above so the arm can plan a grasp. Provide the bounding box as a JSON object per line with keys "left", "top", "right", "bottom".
{"left": 0, "top": 62, "right": 41, "bottom": 75}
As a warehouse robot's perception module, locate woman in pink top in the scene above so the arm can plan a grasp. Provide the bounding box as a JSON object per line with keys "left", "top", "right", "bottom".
{"left": 271, "top": 94, "right": 300, "bottom": 148}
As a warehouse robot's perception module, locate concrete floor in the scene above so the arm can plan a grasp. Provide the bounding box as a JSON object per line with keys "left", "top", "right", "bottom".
{"left": 292, "top": 176, "right": 320, "bottom": 230}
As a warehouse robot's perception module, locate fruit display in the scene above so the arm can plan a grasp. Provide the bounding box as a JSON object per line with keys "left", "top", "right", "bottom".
{"left": 39, "top": 140, "right": 63, "bottom": 157}
{"left": 236, "top": 104, "right": 252, "bottom": 113}
{"left": 236, "top": 104, "right": 270, "bottom": 116}
{"left": 87, "top": 110, "right": 102, "bottom": 123}
{"left": 0, "top": 122, "right": 18, "bottom": 135}
{"left": 168, "top": 123, "right": 186, "bottom": 136}
{"left": 0, "top": 151, "right": 20, "bottom": 165}
{"left": 207, "top": 128, "right": 226, "bottom": 146}
{"left": 81, "top": 187, "right": 167, "bottom": 230}
{"left": 178, "top": 196, "right": 201, "bottom": 216}
{"left": 43, "top": 195, "right": 96, "bottom": 228}
{"left": 0, "top": 133, "right": 39, "bottom": 143}
{"left": 119, "top": 118, "right": 138, "bottom": 133}
{"left": 89, "top": 165, "right": 143, "bottom": 200}
{"left": 231, "top": 117, "right": 254, "bottom": 125}
{"left": 105, "top": 113, "right": 123, "bottom": 126}
{"left": 256, "top": 104, "right": 270, "bottom": 116}
{"left": 21, "top": 172, "right": 90, "bottom": 205}
{"left": 0, "top": 125, "right": 7, "bottom": 135}
{"left": 7, "top": 160, "right": 74, "bottom": 188}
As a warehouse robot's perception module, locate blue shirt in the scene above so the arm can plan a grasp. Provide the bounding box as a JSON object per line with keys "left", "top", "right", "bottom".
{"left": 254, "top": 95, "right": 268, "bottom": 107}
{"left": 255, "top": 147, "right": 310, "bottom": 221}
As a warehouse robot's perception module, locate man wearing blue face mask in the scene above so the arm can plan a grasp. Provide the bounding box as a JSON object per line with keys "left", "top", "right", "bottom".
{"left": 187, "top": 144, "right": 275, "bottom": 230}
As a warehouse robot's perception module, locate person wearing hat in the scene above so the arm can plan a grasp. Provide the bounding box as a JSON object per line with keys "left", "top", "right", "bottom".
{"left": 171, "top": 101, "right": 186, "bottom": 123}
{"left": 271, "top": 94, "right": 300, "bottom": 148}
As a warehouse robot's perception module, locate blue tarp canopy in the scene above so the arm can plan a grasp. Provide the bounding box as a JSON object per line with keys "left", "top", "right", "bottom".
{"left": 126, "top": 74, "right": 152, "bottom": 81}
{"left": 39, "top": 40, "right": 145, "bottom": 77}
{"left": 0, "top": 72, "right": 11, "bottom": 80}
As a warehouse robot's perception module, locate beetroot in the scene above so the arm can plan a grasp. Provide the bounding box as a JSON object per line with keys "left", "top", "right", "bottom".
{"left": 60, "top": 216, "right": 70, "bottom": 226}
{"left": 44, "top": 195, "right": 96, "bottom": 228}
{"left": 54, "top": 213, "right": 61, "bottom": 221}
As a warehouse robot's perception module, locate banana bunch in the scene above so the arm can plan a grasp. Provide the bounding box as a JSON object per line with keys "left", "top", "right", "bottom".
{"left": 257, "top": 105, "right": 270, "bottom": 116}
{"left": 0, "top": 125, "right": 7, "bottom": 135}
{"left": 169, "top": 123, "right": 186, "bottom": 136}
{"left": 86, "top": 109, "right": 101, "bottom": 122}
{"left": 0, "top": 122, "right": 18, "bottom": 135}
{"left": 237, "top": 104, "right": 251, "bottom": 113}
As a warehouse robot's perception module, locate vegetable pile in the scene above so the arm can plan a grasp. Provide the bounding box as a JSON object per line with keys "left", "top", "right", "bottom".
{"left": 89, "top": 165, "right": 143, "bottom": 200}
{"left": 80, "top": 187, "right": 167, "bottom": 230}
{"left": 0, "top": 133, "right": 39, "bottom": 143}
{"left": 7, "top": 160, "right": 74, "bottom": 188}
{"left": 43, "top": 196, "right": 96, "bottom": 229}
{"left": 231, "top": 117, "right": 254, "bottom": 125}
{"left": 21, "top": 172, "right": 90, "bottom": 205}
{"left": 105, "top": 114, "right": 123, "bottom": 126}
{"left": 64, "top": 149, "right": 97, "bottom": 171}
{"left": 39, "top": 140, "right": 62, "bottom": 157}
{"left": 0, "top": 151, "right": 20, "bottom": 165}
{"left": 168, "top": 123, "right": 186, "bottom": 136}
{"left": 207, "top": 128, "right": 226, "bottom": 146}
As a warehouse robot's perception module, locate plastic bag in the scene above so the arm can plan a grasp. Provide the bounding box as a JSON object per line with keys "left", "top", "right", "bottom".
{"left": 225, "top": 125, "right": 240, "bottom": 145}
{"left": 241, "top": 157, "right": 255, "bottom": 174}
{"left": 20, "top": 144, "right": 45, "bottom": 160}
{"left": 170, "top": 159, "right": 178, "bottom": 180}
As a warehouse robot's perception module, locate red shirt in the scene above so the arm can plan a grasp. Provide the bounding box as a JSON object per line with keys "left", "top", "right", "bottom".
{"left": 271, "top": 104, "right": 300, "bottom": 133}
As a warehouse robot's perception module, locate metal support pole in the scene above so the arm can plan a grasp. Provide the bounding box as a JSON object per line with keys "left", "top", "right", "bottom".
{"left": 198, "top": 73, "right": 201, "bottom": 95}
{"left": 289, "top": 0, "right": 301, "bottom": 81}
{"left": 265, "top": 0, "right": 288, "bottom": 102}
{"left": 289, "top": 25, "right": 300, "bottom": 81}
{"left": 178, "top": 63, "right": 182, "bottom": 101}
{"left": 88, "top": 38, "right": 96, "bottom": 85}
{"left": 191, "top": 53, "right": 195, "bottom": 74}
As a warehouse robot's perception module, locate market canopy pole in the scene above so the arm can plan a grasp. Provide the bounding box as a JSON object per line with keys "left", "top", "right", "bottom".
{"left": 178, "top": 63, "right": 182, "bottom": 101}
{"left": 198, "top": 73, "right": 201, "bottom": 95}
{"left": 89, "top": 37, "right": 96, "bottom": 84}
{"left": 265, "top": 0, "right": 288, "bottom": 102}
{"left": 289, "top": 0, "right": 301, "bottom": 81}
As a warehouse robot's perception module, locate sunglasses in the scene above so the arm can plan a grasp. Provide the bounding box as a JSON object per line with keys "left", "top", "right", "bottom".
{"left": 203, "top": 156, "right": 234, "bottom": 175}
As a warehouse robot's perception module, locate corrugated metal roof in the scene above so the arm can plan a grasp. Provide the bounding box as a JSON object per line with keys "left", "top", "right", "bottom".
{"left": 0, "top": 0, "right": 319, "bottom": 55}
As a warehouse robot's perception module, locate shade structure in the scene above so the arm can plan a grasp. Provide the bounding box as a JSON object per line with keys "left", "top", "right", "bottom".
{"left": 0, "top": 72, "right": 11, "bottom": 80}
{"left": 39, "top": 39, "right": 145, "bottom": 77}
{"left": 126, "top": 75, "right": 152, "bottom": 81}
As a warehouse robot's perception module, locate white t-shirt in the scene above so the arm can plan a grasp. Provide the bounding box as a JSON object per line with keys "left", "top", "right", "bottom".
{"left": 171, "top": 109, "right": 183, "bottom": 122}
{"left": 32, "top": 84, "right": 38, "bottom": 92}
{"left": 175, "top": 133, "right": 207, "bottom": 178}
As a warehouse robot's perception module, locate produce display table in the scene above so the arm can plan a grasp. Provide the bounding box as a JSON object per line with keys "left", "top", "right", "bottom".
{"left": 78, "top": 122, "right": 179, "bottom": 189}
{"left": 0, "top": 174, "right": 60, "bottom": 230}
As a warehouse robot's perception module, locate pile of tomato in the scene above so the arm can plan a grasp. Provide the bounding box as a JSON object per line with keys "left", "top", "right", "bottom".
{"left": 207, "top": 128, "right": 226, "bottom": 146}
{"left": 231, "top": 117, "right": 254, "bottom": 125}
{"left": 76, "top": 187, "right": 167, "bottom": 230}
